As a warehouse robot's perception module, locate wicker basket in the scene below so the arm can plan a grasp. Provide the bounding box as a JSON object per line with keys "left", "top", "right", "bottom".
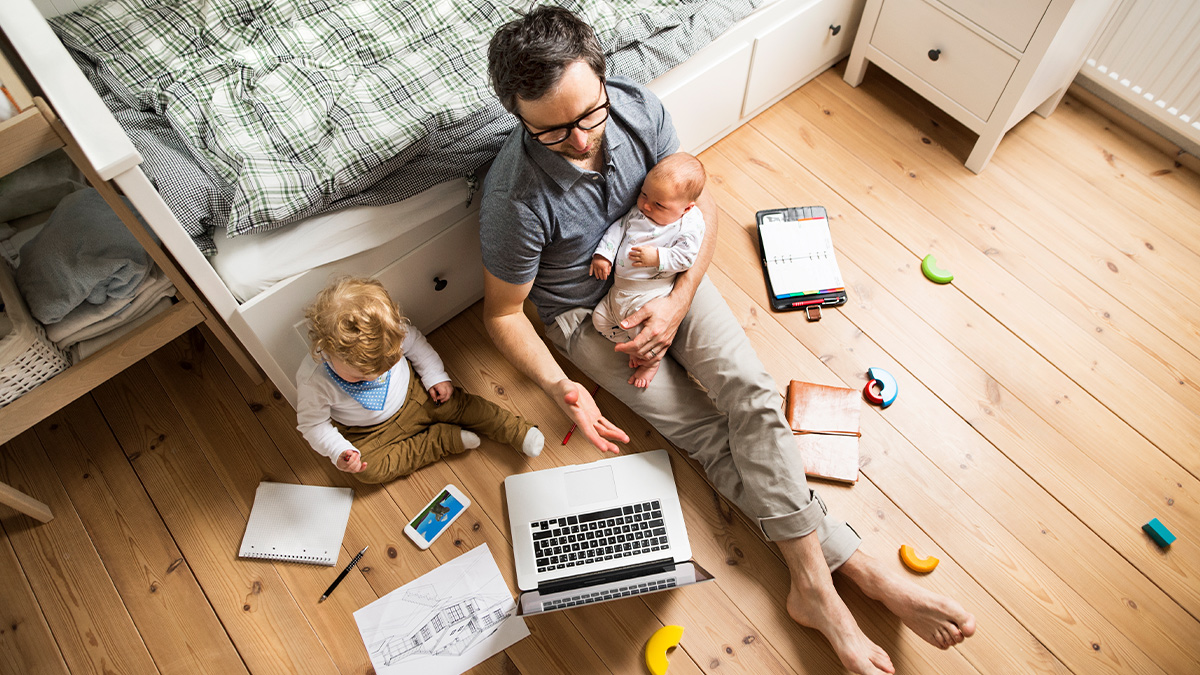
{"left": 0, "top": 260, "right": 70, "bottom": 406}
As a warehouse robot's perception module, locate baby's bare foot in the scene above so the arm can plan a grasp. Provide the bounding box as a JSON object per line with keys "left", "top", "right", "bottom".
{"left": 628, "top": 360, "right": 661, "bottom": 388}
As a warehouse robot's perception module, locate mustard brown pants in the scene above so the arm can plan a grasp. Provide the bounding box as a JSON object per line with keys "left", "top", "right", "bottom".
{"left": 337, "top": 365, "right": 533, "bottom": 484}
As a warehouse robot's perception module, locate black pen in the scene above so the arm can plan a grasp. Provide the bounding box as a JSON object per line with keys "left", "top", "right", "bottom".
{"left": 319, "top": 545, "right": 368, "bottom": 603}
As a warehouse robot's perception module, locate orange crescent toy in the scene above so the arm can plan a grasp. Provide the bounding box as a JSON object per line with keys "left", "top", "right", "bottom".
{"left": 899, "top": 544, "right": 939, "bottom": 573}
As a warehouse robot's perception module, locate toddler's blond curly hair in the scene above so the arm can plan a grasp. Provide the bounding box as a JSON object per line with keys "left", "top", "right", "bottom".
{"left": 305, "top": 277, "right": 408, "bottom": 378}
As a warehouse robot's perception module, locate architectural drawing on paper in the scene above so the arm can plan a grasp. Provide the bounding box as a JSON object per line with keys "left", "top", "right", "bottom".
{"left": 368, "top": 584, "right": 515, "bottom": 665}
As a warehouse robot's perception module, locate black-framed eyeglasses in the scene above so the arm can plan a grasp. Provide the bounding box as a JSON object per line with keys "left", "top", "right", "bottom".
{"left": 518, "top": 85, "right": 610, "bottom": 146}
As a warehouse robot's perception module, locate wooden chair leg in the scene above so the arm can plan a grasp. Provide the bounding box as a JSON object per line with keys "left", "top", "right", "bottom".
{"left": 0, "top": 480, "right": 53, "bottom": 523}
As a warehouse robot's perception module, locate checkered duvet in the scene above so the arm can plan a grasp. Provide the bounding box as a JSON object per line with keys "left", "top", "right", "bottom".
{"left": 51, "top": 0, "right": 762, "bottom": 254}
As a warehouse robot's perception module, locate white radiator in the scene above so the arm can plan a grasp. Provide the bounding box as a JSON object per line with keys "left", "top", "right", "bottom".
{"left": 1078, "top": 0, "right": 1200, "bottom": 148}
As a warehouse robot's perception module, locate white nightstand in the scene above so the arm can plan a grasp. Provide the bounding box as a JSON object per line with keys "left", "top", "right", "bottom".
{"left": 844, "top": 0, "right": 1117, "bottom": 172}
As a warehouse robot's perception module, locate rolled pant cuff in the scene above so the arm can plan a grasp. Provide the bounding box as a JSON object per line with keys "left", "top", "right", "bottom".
{"left": 821, "top": 522, "right": 863, "bottom": 573}
{"left": 758, "top": 489, "right": 828, "bottom": 541}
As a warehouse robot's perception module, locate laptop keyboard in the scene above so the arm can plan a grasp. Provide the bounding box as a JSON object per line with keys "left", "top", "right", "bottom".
{"left": 531, "top": 500, "right": 669, "bottom": 574}
{"left": 542, "top": 577, "right": 677, "bottom": 611}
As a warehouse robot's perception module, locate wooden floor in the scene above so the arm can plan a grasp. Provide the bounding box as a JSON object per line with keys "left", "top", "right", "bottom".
{"left": 3, "top": 65, "right": 1199, "bottom": 675}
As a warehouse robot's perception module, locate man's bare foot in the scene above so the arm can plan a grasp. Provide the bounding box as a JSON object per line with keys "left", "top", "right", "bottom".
{"left": 840, "top": 552, "right": 976, "bottom": 649}
{"left": 787, "top": 584, "right": 895, "bottom": 675}
{"left": 628, "top": 360, "right": 661, "bottom": 388}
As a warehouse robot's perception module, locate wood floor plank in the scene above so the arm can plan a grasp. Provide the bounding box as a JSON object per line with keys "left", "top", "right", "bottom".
{"left": 32, "top": 399, "right": 248, "bottom": 675}
{"left": 1053, "top": 95, "right": 1200, "bottom": 213}
{"left": 445, "top": 305, "right": 984, "bottom": 674}
{"left": 706, "top": 133, "right": 1200, "bottom": 616}
{"left": 788, "top": 74, "right": 1200, "bottom": 413}
{"left": 702, "top": 161, "right": 1200, "bottom": 674}
{"left": 140, "top": 338, "right": 430, "bottom": 672}
{"left": 700, "top": 141, "right": 1190, "bottom": 667}
{"left": 747, "top": 83, "right": 1200, "bottom": 479}
{"left": 0, "top": 432, "right": 159, "bottom": 674}
{"left": 1005, "top": 97, "right": 1200, "bottom": 259}
{"left": 856, "top": 72, "right": 1200, "bottom": 345}
{"left": 168, "top": 332, "right": 592, "bottom": 675}
{"left": 90, "top": 364, "right": 340, "bottom": 674}
{"left": 697, "top": 253, "right": 1146, "bottom": 675}
{"left": 0, "top": 530, "right": 68, "bottom": 675}
{"left": 711, "top": 123, "right": 1200, "bottom": 517}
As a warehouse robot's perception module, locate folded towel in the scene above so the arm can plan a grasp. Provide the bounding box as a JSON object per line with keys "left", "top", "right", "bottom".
{"left": 45, "top": 266, "right": 165, "bottom": 343}
{"left": 16, "top": 188, "right": 150, "bottom": 325}
{"left": 70, "top": 297, "right": 174, "bottom": 362}
{"left": 53, "top": 272, "right": 175, "bottom": 346}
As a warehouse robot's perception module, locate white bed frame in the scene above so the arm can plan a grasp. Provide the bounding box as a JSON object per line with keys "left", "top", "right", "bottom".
{"left": 6, "top": 0, "right": 863, "bottom": 405}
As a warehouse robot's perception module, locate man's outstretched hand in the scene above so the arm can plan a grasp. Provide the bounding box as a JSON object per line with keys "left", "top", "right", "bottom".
{"left": 556, "top": 380, "right": 628, "bottom": 453}
{"left": 614, "top": 292, "right": 688, "bottom": 362}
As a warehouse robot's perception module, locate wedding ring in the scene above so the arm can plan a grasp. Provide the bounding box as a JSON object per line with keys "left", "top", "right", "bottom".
{"left": 648, "top": 348, "right": 657, "bottom": 357}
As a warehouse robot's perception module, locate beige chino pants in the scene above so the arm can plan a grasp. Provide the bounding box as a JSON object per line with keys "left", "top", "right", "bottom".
{"left": 548, "top": 276, "right": 860, "bottom": 570}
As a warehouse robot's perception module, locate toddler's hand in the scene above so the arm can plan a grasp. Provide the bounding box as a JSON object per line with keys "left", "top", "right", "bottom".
{"left": 589, "top": 255, "right": 612, "bottom": 280}
{"left": 429, "top": 381, "right": 453, "bottom": 403}
{"left": 629, "top": 245, "right": 659, "bottom": 269}
{"left": 337, "top": 449, "right": 367, "bottom": 473}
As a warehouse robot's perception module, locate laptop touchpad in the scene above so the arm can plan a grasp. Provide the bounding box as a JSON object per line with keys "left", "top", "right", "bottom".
{"left": 565, "top": 466, "right": 617, "bottom": 506}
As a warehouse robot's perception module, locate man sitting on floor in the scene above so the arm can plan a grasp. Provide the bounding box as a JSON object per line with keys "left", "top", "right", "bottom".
{"left": 478, "top": 7, "right": 975, "bottom": 674}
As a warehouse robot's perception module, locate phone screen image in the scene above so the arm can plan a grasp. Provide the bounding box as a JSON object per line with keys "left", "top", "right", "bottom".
{"left": 410, "top": 490, "right": 464, "bottom": 543}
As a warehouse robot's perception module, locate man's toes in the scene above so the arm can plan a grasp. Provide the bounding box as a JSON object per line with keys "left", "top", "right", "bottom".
{"left": 959, "top": 614, "right": 977, "bottom": 637}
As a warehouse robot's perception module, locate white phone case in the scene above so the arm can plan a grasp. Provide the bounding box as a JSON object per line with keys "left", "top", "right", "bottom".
{"left": 403, "top": 484, "right": 470, "bottom": 550}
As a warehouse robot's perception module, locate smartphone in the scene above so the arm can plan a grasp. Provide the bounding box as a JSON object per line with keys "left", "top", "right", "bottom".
{"left": 404, "top": 484, "right": 470, "bottom": 550}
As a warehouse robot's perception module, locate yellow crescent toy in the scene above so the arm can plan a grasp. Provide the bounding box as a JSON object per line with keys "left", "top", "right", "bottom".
{"left": 899, "top": 544, "right": 939, "bottom": 573}
{"left": 645, "top": 625, "right": 685, "bottom": 675}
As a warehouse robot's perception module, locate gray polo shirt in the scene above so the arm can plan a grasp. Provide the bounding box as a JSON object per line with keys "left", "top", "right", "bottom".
{"left": 480, "top": 76, "right": 679, "bottom": 324}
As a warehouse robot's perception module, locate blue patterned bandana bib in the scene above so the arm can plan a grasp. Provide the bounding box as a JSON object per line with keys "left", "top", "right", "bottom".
{"left": 324, "top": 363, "right": 390, "bottom": 411}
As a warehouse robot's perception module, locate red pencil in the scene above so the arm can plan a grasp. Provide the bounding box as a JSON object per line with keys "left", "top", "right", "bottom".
{"left": 562, "top": 385, "right": 602, "bottom": 444}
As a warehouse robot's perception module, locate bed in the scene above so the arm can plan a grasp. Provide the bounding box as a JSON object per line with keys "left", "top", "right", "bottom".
{"left": 3, "top": 0, "right": 864, "bottom": 404}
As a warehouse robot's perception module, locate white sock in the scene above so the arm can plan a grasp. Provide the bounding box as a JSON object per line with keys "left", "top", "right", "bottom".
{"left": 521, "top": 427, "right": 544, "bottom": 457}
{"left": 460, "top": 430, "right": 481, "bottom": 449}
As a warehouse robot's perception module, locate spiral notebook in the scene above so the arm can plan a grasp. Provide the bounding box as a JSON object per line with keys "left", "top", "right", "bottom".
{"left": 756, "top": 206, "right": 847, "bottom": 312}
{"left": 238, "top": 482, "right": 354, "bottom": 566}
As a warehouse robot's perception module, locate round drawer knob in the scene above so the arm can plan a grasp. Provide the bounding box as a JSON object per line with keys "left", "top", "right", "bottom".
{"left": 433, "top": 277, "right": 448, "bottom": 291}
{"left": 829, "top": 24, "right": 841, "bottom": 36}
{"left": 928, "top": 48, "right": 941, "bottom": 61}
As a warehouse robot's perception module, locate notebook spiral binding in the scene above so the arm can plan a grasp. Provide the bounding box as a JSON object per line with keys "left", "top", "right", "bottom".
{"left": 241, "top": 547, "right": 334, "bottom": 564}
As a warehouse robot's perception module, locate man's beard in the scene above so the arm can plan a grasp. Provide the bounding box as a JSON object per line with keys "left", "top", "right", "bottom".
{"left": 556, "top": 127, "right": 605, "bottom": 161}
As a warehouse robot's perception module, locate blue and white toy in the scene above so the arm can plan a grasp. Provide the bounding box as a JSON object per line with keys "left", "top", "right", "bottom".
{"left": 863, "top": 367, "right": 899, "bottom": 408}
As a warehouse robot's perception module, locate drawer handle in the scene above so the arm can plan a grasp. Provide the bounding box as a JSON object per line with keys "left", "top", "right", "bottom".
{"left": 928, "top": 48, "right": 941, "bottom": 62}
{"left": 829, "top": 24, "right": 841, "bottom": 36}
{"left": 433, "top": 277, "right": 448, "bottom": 291}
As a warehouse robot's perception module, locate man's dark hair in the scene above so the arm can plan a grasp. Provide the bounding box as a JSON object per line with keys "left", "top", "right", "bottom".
{"left": 488, "top": 5, "right": 606, "bottom": 114}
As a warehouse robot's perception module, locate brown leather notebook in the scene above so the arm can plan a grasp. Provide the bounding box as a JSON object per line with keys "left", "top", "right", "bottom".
{"left": 784, "top": 381, "right": 862, "bottom": 484}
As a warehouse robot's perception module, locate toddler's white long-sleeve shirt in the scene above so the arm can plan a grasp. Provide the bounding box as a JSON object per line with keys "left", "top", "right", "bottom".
{"left": 295, "top": 326, "right": 450, "bottom": 464}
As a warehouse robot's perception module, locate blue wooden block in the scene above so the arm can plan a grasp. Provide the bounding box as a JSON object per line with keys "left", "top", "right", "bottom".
{"left": 1143, "top": 518, "right": 1176, "bottom": 548}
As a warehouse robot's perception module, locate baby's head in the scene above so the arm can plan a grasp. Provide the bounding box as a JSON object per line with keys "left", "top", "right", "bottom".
{"left": 637, "top": 152, "right": 706, "bottom": 226}
{"left": 305, "top": 277, "right": 407, "bottom": 382}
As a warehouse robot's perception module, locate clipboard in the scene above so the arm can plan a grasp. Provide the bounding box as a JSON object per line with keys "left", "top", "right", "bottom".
{"left": 756, "top": 206, "right": 848, "bottom": 315}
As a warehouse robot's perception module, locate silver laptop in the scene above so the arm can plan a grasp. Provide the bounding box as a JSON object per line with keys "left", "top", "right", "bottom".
{"left": 504, "top": 449, "right": 713, "bottom": 616}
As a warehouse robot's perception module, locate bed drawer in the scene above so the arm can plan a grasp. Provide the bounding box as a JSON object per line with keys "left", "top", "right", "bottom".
{"left": 371, "top": 212, "right": 484, "bottom": 335}
{"left": 742, "top": 0, "right": 864, "bottom": 115}
{"left": 871, "top": 0, "right": 1017, "bottom": 121}
{"left": 654, "top": 41, "right": 753, "bottom": 152}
